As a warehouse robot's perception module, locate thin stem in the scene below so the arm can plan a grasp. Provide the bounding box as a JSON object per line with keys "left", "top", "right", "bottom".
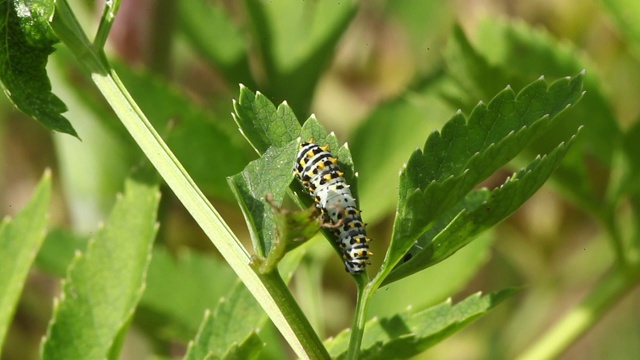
{"left": 344, "top": 233, "right": 407, "bottom": 358}
{"left": 346, "top": 275, "right": 370, "bottom": 360}
{"left": 94, "top": 0, "right": 121, "bottom": 51}
{"left": 517, "top": 266, "right": 640, "bottom": 360}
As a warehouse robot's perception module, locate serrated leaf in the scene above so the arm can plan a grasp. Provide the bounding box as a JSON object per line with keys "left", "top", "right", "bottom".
{"left": 220, "top": 332, "right": 263, "bottom": 360}
{"left": 386, "top": 73, "right": 584, "bottom": 271}
{"left": 455, "top": 19, "right": 621, "bottom": 211}
{"left": 442, "top": 24, "right": 508, "bottom": 106}
{"left": 0, "top": 171, "right": 50, "bottom": 350}
{"left": 325, "top": 289, "right": 517, "bottom": 360}
{"left": 184, "top": 250, "right": 305, "bottom": 360}
{"left": 137, "top": 247, "right": 237, "bottom": 341}
{"left": 386, "top": 130, "right": 579, "bottom": 284}
{"left": 233, "top": 85, "right": 302, "bottom": 154}
{"left": 184, "top": 282, "right": 266, "bottom": 360}
{"left": 228, "top": 141, "right": 299, "bottom": 257}
{"left": 231, "top": 86, "right": 357, "bottom": 184}
{"left": 0, "top": 0, "right": 76, "bottom": 137}
{"left": 370, "top": 232, "right": 492, "bottom": 319}
{"left": 244, "top": 0, "right": 356, "bottom": 114}
{"left": 473, "top": 19, "right": 620, "bottom": 164}
{"left": 41, "top": 177, "right": 160, "bottom": 360}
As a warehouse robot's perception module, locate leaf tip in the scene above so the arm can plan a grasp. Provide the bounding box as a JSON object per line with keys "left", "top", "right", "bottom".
{"left": 580, "top": 68, "right": 587, "bottom": 75}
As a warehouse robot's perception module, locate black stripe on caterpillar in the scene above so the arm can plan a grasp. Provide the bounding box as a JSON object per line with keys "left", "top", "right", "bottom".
{"left": 294, "top": 141, "right": 371, "bottom": 274}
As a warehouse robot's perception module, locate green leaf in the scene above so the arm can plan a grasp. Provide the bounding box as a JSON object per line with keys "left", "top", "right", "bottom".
{"left": 244, "top": 0, "right": 356, "bottom": 115}
{"left": 184, "top": 249, "right": 306, "bottom": 360}
{"left": 220, "top": 332, "right": 264, "bottom": 360}
{"left": 41, "top": 177, "right": 160, "bottom": 360}
{"left": 184, "top": 282, "right": 267, "bottom": 360}
{"left": 385, "top": 130, "right": 580, "bottom": 284}
{"left": 228, "top": 140, "right": 299, "bottom": 257}
{"left": 325, "top": 289, "right": 517, "bottom": 360}
{"left": 0, "top": 0, "right": 76, "bottom": 137}
{"left": 454, "top": 19, "right": 621, "bottom": 211}
{"left": 230, "top": 88, "right": 361, "bottom": 266}
{"left": 473, "top": 19, "right": 619, "bottom": 164}
{"left": 442, "top": 24, "right": 508, "bottom": 106}
{"left": 233, "top": 85, "right": 302, "bottom": 154}
{"left": 178, "top": 0, "right": 254, "bottom": 88}
{"left": 231, "top": 86, "right": 356, "bottom": 187}
{"left": 0, "top": 171, "right": 50, "bottom": 350}
{"left": 137, "top": 247, "right": 236, "bottom": 342}
{"left": 385, "top": 73, "right": 584, "bottom": 272}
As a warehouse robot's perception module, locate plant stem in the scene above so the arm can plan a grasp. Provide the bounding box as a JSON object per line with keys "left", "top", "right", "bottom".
{"left": 346, "top": 275, "right": 370, "bottom": 360}
{"left": 51, "top": 2, "right": 325, "bottom": 358}
{"left": 94, "top": 0, "right": 121, "bottom": 50}
{"left": 261, "top": 272, "right": 330, "bottom": 360}
{"left": 516, "top": 266, "right": 640, "bottom": 360}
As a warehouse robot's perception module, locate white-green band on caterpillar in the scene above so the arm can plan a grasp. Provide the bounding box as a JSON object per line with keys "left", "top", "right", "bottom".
{"left": 294, "top": 141, "right": 371, "bottom": 274}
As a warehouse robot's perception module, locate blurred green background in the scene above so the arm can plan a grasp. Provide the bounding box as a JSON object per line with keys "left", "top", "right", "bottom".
{"left": 2, "top": 0, "right": 639, "bottom": 359}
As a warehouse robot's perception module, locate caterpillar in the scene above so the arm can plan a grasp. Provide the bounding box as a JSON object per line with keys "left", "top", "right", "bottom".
{"left": 294, "top": 141, "right": 371, "bottom": 274}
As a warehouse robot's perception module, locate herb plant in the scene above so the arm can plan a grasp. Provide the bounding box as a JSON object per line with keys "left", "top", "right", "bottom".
{"left": 1, "top": 1, "right": 639, "bottom": 360}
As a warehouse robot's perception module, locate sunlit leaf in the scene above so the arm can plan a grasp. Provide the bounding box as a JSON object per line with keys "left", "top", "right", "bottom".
{"left": 0, "top": 0, "right": 76, "bottom": 136}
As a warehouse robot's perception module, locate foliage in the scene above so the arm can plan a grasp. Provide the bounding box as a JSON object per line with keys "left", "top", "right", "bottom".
{"left": 2, "top": 1, "right": 640, "bottom": 360}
